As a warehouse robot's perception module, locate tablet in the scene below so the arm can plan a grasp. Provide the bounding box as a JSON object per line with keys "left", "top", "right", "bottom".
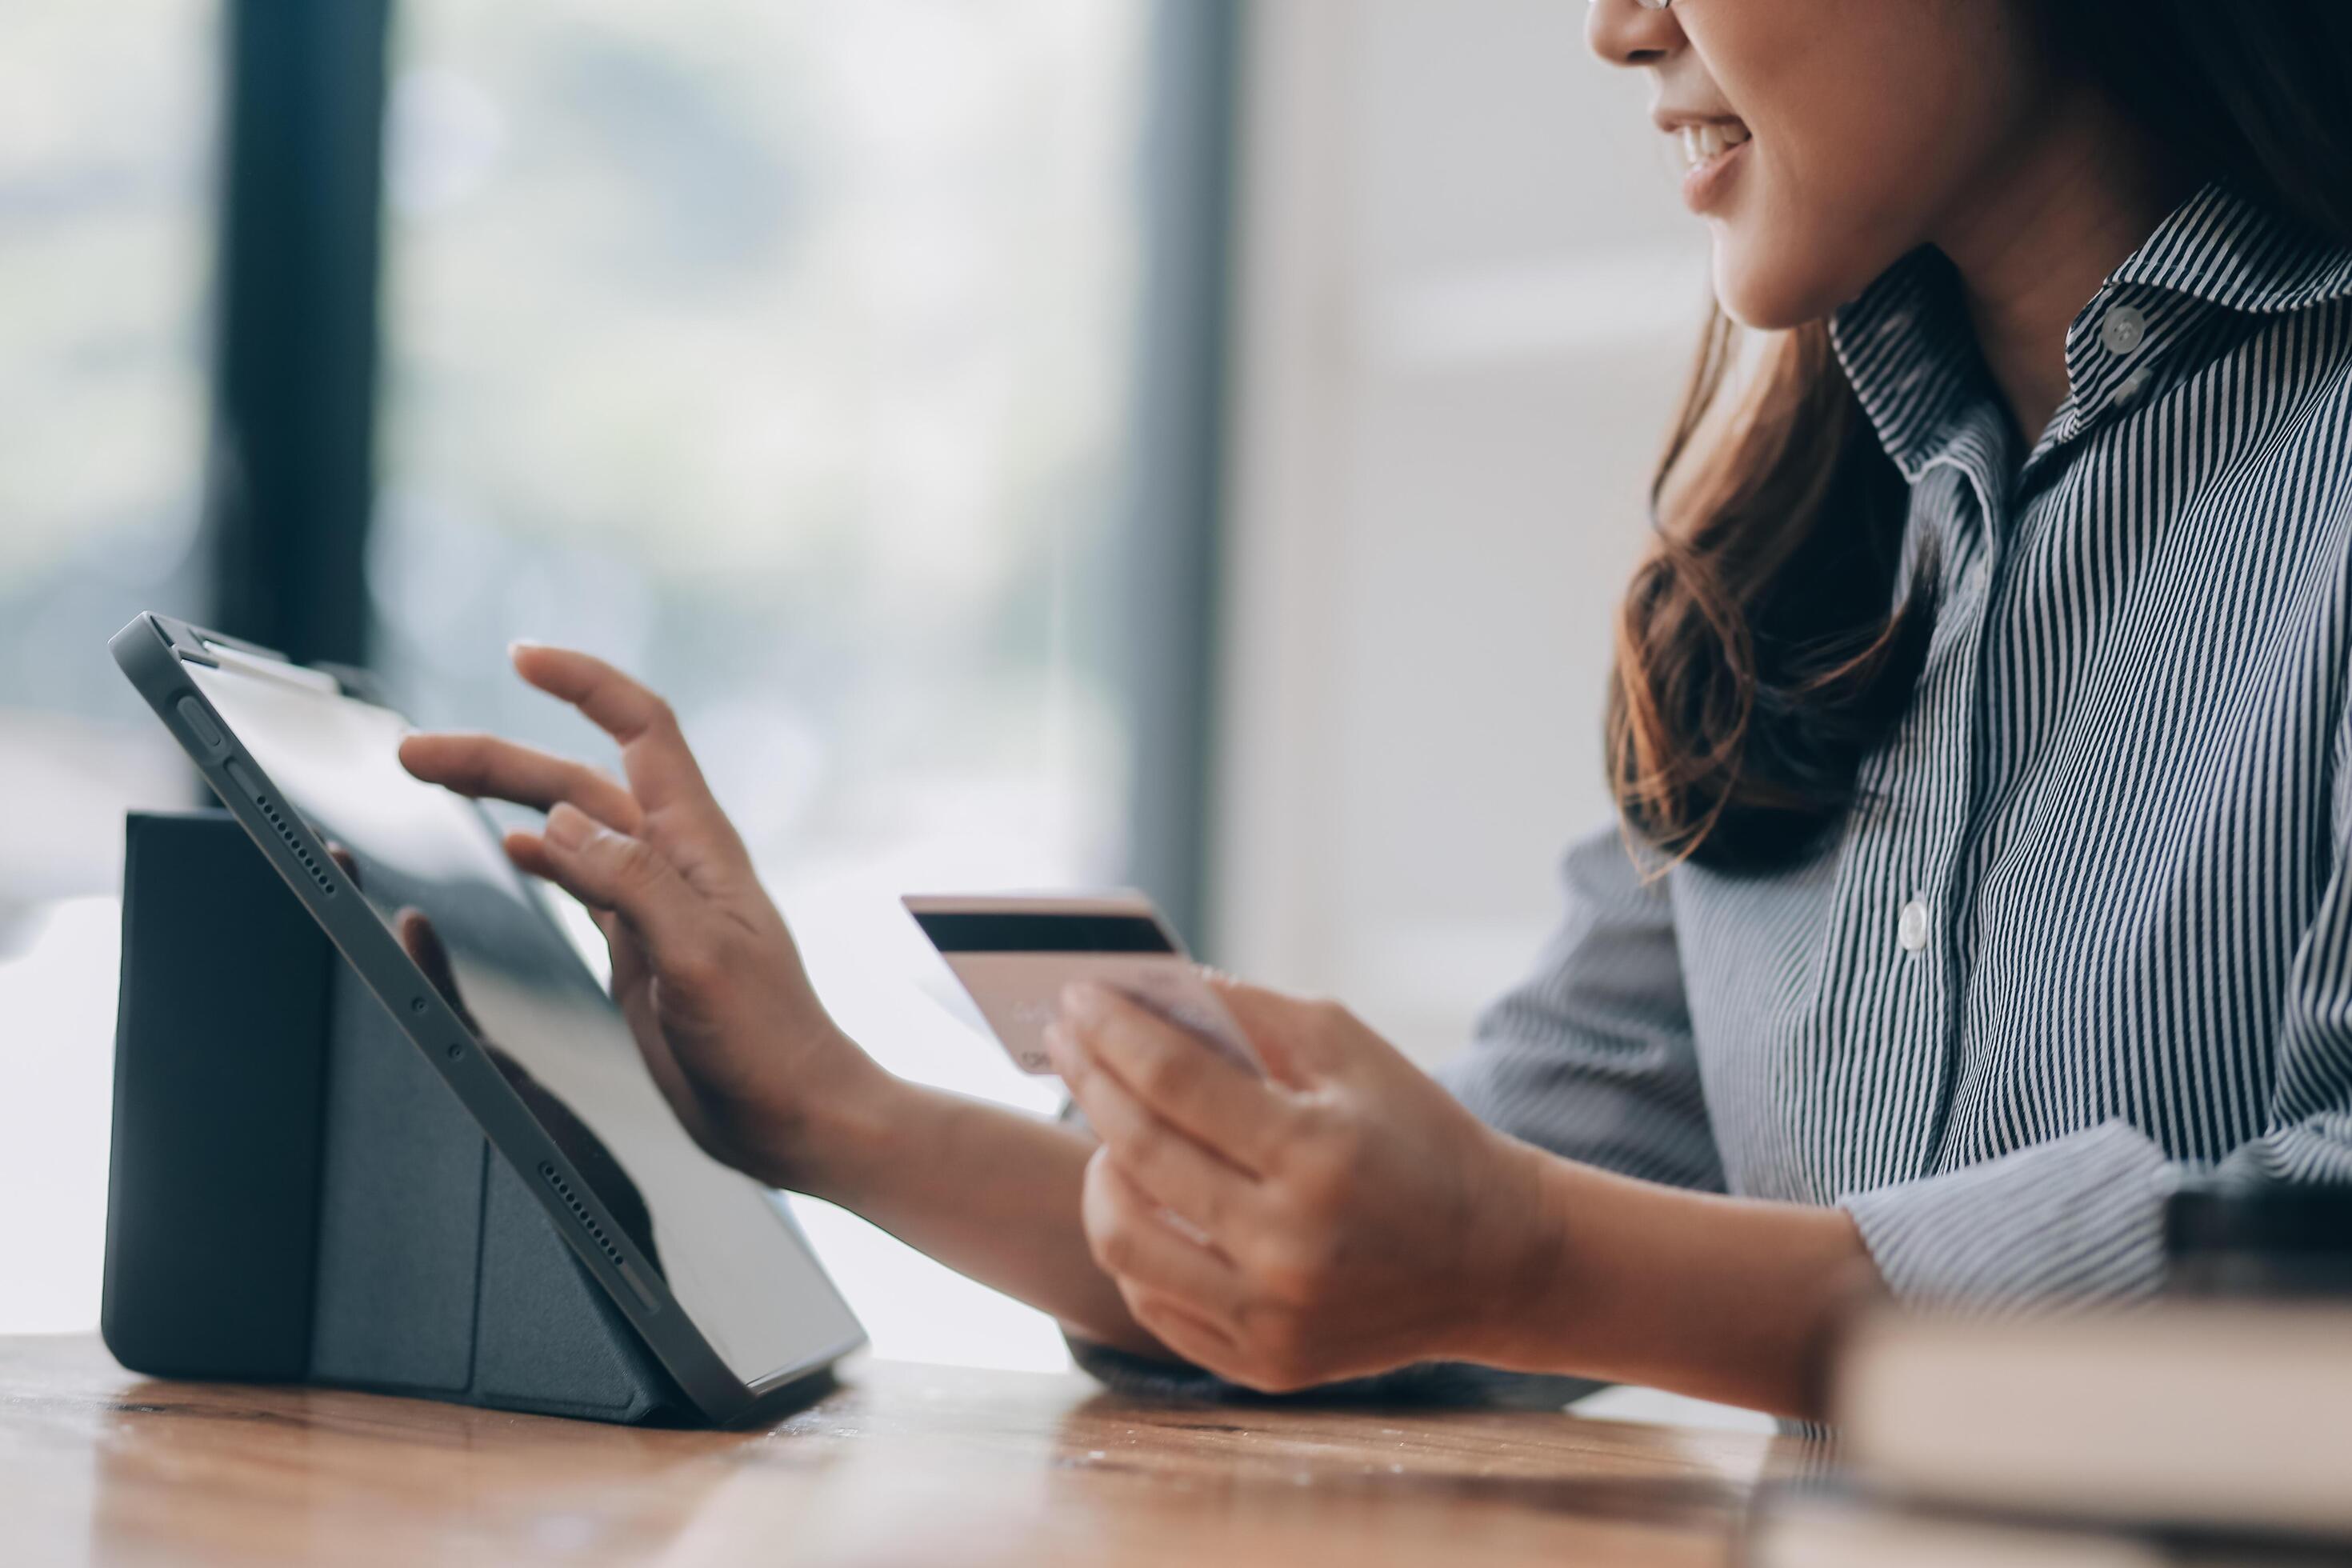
{"left": 112, "top": 613, "right": 865, "bottom": 1426}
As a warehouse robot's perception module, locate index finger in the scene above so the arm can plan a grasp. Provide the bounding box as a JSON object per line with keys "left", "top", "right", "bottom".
{"left": 1057, "top": 983, "right": 1295, "bottom": 1178}
{"left": 507, "top": 644, "right": 734, "bottom": 846}
{"left": 398, "top": 732, "right": 645, "bottom": 835}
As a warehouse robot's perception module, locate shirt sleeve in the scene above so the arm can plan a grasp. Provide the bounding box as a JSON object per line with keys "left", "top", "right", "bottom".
{"left": 1438, "top": 823, "right": 1726, "bottom": 1193}
{"left": 1841, "top": 736, "right": 2352, "bottom": 1310}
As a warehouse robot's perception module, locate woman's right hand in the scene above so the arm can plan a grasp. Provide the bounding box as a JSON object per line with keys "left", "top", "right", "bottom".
{"left": 398, "top": 642, "right": 891, "bottom": 1195}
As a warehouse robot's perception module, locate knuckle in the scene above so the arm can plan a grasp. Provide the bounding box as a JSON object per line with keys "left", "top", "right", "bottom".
{"left": 1246, "top": 1230, "right": 1327, "bottom": 1303}
{"left": 1250, "top": 1359, "right": 1310, "bottom": 1395}
{"left": 1080, "top": 1149, "right": 1121, "bottom": 1226}
{"left": 1131, "top": 1038, "right": 1194, "bottom": 1102}
{"left": 1275, "top": 1235, "right": 1337, "bottom": 1302}
{"left": 606, "top": 832, "right": 666, "bottom": 887}
{"left": 662, "top": 939, "right": 727, "bottom": 995}
{"left": 1259, "top": 1101, "right": 1318, "bottom": 1174}
{"left": 703, "top": 926, "right": 752, "bottom": 982}
{"left": 1189, "top": 1179, "right": 1230, "bottom": 1234}
{"left": 1235, "top": 1306, "right": 1311, "bottom": 1389}
{"left": 1091, "top": 1215, "right": 1140, "bottom": 1274}
{"left": 1274, "top": 1111, "right": 1352, "bottom": 1195}
{"left": 1286, "top": 1097, "right": 1337, "bottom": 1142}
{"left": 1117, "top": 1115, "right": 1169, "bottom": 1174}
{"left": 1084, "top": 1181, "right": 1142, "bottom": 1271}
{"left": 1134, "top": 1292, "right": 1194, "bottom": 1352}
{"left": 1310, "top": 1106, "right": 1366, "bottom": 1173}
{"left": 1231, "top": 1363, "right": 1282, "bottom": 1396}
{"left": 1324, "top": 1115, "right": 1369, "bottom": 1174}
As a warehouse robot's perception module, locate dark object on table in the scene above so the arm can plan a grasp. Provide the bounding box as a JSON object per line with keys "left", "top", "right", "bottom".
{"left": 2165, "top": 1174, "right": 2352, "bottom": 1298}
{"left": 103, "top": 810, "right": 691, "bottom": 1423}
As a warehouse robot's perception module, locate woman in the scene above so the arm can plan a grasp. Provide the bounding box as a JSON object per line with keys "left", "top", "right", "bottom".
{"left": 402, "top": 0, "right": 2352, "bottom": 1421}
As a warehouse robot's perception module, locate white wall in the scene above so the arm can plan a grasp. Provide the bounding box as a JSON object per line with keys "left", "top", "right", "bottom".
{"left": 1210, "top": 0, "right": 1712, "bottom": 1063}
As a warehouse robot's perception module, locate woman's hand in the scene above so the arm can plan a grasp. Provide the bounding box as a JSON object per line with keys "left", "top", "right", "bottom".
{"left": 398, "top": 643, "right": 891, "bottom": 1194}
{"left": 1045, "top": 978, "right": 1558, "bottom": 1393}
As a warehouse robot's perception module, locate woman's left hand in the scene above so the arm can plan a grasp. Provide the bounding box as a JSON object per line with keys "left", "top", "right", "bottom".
{"left": 1045, "top": 978, "right": 1555, "bottom": 1393}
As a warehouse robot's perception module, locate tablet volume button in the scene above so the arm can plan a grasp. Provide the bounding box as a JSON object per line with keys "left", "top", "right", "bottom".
{"left": 618, "top": 1260, "right": 662, "bottom": 1314}
{"left": 175, "top": 696, "right": 223, "bottom": 750}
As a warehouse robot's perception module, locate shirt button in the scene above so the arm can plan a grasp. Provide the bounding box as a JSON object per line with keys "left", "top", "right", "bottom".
{"left": 1898, "top": 898, "right": 1932, "bottom": 954}
{"left": 2101, "top": 305, "right": 2149, "bottom": 356}
{"left": 2112, "top": 366, "right": 2153, "bottom": 410}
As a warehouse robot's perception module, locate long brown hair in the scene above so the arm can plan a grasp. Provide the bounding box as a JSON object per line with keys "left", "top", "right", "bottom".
{"left": 1606, "top": 0, "right": 2352, "bottom": 876}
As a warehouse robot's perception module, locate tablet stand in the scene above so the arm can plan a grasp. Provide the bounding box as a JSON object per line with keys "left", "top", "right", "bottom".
{"left": 102, "top": 810, "right": 690, "bottom": 1424}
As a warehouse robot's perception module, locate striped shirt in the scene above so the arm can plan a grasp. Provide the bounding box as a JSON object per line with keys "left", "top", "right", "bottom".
{"left": 1069, "top": 181, "right": 2352, "bottom": 1406}
{"left": 1446, "top": 180, "right": 2352, "bottom": 1310}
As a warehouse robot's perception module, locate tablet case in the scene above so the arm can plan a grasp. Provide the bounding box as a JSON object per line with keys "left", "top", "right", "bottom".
{"left": 102, "top": 809, "right": 690, "bottom": 1424}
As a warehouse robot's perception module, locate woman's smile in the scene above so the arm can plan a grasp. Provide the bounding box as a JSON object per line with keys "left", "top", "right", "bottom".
{"left": 1670, "top": 117, "right": 1753, "bottom": 214}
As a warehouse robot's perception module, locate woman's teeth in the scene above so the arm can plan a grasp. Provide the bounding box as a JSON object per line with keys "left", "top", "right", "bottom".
{"left": 1680, "top": 122, "right": 1751, "bottom": 170}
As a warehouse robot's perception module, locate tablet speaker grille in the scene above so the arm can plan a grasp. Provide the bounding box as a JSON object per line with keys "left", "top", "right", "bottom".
{"left": 539, "top": 1162, "right": 627, "bottom": 1272}
{"left": 251, "top": 790, "right": 336, "bottom": 898}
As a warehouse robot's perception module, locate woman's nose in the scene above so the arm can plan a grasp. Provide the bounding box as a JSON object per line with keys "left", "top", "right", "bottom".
{"left": 1586, "top": 0, "right": 1682, "bottom": 70}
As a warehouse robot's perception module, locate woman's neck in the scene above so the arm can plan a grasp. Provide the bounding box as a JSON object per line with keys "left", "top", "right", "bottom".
{"left": 1933, "top": 90, "right": 2191, "bottom": 448}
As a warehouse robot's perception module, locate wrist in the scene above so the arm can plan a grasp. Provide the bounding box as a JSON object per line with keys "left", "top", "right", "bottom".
{"left": 1454, "top": 1135, "right": 1588, "bottom": 1371}
{"left": 740, "top": 1030, "right": 909, "bottom": 1202}
{"left": 1460, "top": 1149, "right": 1882, "bottom": 1418}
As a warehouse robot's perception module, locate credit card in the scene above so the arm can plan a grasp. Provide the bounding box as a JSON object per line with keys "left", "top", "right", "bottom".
{"left": 902, "top": 892, "right": 1264, "bottom": 1077}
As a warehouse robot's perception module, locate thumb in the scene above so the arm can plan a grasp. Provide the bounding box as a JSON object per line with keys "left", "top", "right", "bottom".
{"left": 1202, "top": 972, "right": 1346, "bottom": 1088}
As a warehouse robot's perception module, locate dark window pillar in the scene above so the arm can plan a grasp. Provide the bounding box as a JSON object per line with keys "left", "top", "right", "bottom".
{"left": 207, "top": 0, "right": 392, "bottom": 667}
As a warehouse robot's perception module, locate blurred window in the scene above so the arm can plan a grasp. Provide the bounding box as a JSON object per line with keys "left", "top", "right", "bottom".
{"left": 0, "top": 0, "right": 218, "bottom": 1331}
{"left": 374, "top": 0, "right": 1158, "bottom": 1368}
{"left": 0, "top": 1, "right": 216, "bottom": 903}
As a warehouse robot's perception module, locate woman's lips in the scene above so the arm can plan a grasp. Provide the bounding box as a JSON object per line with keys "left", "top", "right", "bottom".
{"left": 1678, "top": 123, "right": 1752, "bottom": 215}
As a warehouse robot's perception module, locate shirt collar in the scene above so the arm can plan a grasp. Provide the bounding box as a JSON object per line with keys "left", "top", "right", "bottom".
{"left": 1832, "top": 181, "right": 2352, "bottom": 481}
{"left": 2110, "top": 180, "right": 2352, "bottom": 314}
{"left": 1830, "top": 248, "right": 2006, "bottom": 486}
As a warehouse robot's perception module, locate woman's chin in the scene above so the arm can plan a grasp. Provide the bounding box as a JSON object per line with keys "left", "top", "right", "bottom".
{"left": 1709, "top": 243, "right": 1858, "bottom": 333}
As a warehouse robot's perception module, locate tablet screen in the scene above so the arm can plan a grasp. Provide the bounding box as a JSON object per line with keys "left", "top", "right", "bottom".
{"left": 184, "top": 655, "right": 861, "bottom": 1387}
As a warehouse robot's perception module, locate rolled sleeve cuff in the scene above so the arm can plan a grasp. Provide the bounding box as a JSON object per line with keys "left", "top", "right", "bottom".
{"left": 1839, "top": 1122, "right": 2172, "bottom": 1310}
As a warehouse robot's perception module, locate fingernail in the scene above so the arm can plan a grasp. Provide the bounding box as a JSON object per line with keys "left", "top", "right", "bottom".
{"left": 1060, "top": 982, "right": 1110, "bottom": 1023}
{"left": 545, "top": 802, "right": 591, "bottom": 849}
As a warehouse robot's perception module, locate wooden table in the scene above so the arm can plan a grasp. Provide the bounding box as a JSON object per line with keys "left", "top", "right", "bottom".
{"left": 2, "top": 1334, "right": 1812, "bottom": 1566}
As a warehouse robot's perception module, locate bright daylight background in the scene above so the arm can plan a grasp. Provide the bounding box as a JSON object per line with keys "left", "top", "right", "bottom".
{"left": 2, "top": 0, "right": 1143, "bottom": 1373}
{"left": 1, "top": 0, "right": 1752, "bottom": 1427}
